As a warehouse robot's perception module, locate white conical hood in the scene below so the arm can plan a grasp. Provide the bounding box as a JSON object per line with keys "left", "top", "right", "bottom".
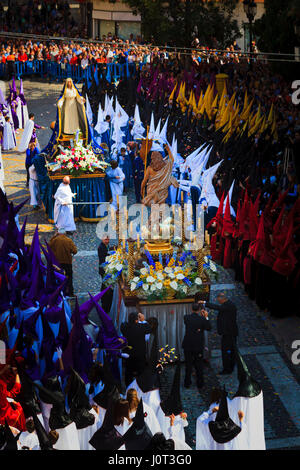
{"left": 153, "top": 118, "right": 161, "bottom": 141}
{"left": 85, "top": 94, "right": 93, "bottom": 126}
{"left": 134, "top": 104, "right": 141, "bottom": 125}
{"left": 200, "top": 160, "right": 223, "bottom": 207}
{"left": 148, "top": 113, "right": 155, "bottom": 139}
{"left": 158, "top": 116, "right": 169, "bottom": 144}
{"left": 95, "top": 103, "right": 109, "bottom": 135}
{"left": 223, "top": 180, "right": 236, "bottom": 217}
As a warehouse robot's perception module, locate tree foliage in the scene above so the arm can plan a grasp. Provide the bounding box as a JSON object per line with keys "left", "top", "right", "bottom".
{"left": 123, "top": 0, "right": 241, "bottom": 47}
{"left": 254, "top": 0, "right": 298, "bottom": 53}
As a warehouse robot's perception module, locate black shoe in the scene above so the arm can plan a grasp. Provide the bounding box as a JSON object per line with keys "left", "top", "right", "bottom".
{"left": 184, "top": 383, "right": 191, "bottom": 389}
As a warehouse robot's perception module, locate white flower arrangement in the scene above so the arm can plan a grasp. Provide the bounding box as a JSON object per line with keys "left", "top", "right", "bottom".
{"left": 50, "top": 140, "right": 110, "bottom": 175}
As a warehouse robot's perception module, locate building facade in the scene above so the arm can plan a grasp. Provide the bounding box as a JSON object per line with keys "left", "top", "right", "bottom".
{"left": 234, "top": 0, "right": 265, "bottom": 51}
{"left": 91, "top": 0, "right": 141, "bottom": 40}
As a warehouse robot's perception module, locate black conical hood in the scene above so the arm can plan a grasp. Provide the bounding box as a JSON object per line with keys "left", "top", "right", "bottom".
{"left": 67, "top": 368, "right": 95, "bottom": 430}
{"left": 2, "top": 420, "right": 21, "bottom": 450}
{"left": 160, "top": 361, "right": 182, "bottom": 416}
{"left": 123, "top": 398, "right": 153, "bottom": 450}
{"left": 93, "top": 383, "right": 120, "bottom": 409}
{"left": 29, "top": 408, "right": 53, "bottom": 450}
{"left": 136, "top": 331, "right": 160, "bottom": 393}
{"left": 208, "top": 387, "right": 241, "bottom": 444}
{"left": 233, "top": 350, "right": 261, "bottom": 398}
{"left": 89, "top": 399, "right": 124, "bottom": 450}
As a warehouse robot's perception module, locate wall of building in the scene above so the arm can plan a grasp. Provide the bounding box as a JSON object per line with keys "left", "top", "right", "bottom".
{"left": 233, "top": 0, "right": 265, "bottom": 51}
{"left": 92, "top": 0, "right": 141, "bottom": 40}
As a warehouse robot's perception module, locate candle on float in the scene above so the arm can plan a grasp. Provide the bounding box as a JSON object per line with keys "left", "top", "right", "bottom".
{"left": 129, "top": 222, "right": 133, "bottom": 237}
{"left": 137, "top": 234, "right": 140, "bottom": 250}
{"left": 116, "top": 194, "right": 119, "bottom": 208}
{"left": 181, "top": 190, "right": 184, "bottom": 204}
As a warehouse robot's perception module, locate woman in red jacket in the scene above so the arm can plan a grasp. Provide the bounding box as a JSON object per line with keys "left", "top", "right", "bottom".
{"left": 0, "top": 364, "right": 26, "bottom": 431}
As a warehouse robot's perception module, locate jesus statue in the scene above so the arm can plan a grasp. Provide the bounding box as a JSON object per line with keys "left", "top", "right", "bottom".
{"left": 141, "top": 144, "right": 179, "bottom": 206}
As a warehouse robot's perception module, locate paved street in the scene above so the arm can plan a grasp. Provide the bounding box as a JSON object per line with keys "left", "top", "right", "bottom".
{"left": 2, "top": 79, "right": 300, "bottom": 450}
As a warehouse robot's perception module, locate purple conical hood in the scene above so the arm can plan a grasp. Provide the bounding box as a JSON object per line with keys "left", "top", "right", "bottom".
{"left": 13, "top": 197, "right": 29, "bottom": 216}
{"left": 55, "top": 303, "right": 70, "bottom": 351}
{"left": 40, "top": 308, "right": 57, "bottom": 378}
{"left": 0, "top": 264, "right": 11, "bottom": 313}
{"left": 20, "top": 262, "right": 44, "bottom": 309}
{"left": 0, "top": 188, "right": 9, "bottom": 215}
{"left": 79, "top": 286, "right": 111, "bottom": 324}
{"left": 89, "top": 292, "right": 127, "bottom": 351}
{"left": 46, "top": 278, "right": 67, "bottom": 308}
{"left": 17, "top": 216, "right": 27, "bottom": 252}
{"left": 62, "top": 298, "right": 93, "bottom": 382}
{"left": 12, "top": 77, "right": 17, "bottom": 94}
{"left": 29, "top": 226, "right": 42, "bottom": 264}
{"left": 44, "top": 240, "right": 62, "bottom": 269}
{"left": 23, "top": 307, "right": 40, "bottom": 341}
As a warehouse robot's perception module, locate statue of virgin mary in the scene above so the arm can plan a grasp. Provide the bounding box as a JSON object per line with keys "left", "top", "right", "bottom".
{"left": 42, "top": 78, "right": 103, "bottom": 159}
{"left": 57, "top": 78, "right": 86, "bottom": 135}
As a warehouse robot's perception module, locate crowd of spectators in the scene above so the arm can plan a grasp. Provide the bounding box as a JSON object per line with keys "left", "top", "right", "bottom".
{"left": 0, "top": 32, "right": 298, "bottom": 166}
{"left": 0, "top": 0, "right": 83, "bottom": 37}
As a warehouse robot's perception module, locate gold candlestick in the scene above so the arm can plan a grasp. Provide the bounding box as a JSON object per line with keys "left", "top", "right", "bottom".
{"left": 127, "top": 239, "right": 134, "bottom": 282}
{"left": 197, "top": 248, "right": 204, "bottom": 278}
{"left": 181, "top": 203, "right": 186, "bottom": 245}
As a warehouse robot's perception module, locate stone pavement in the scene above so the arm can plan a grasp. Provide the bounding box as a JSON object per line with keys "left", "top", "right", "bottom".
{"left": 2, "top": 80, "right": 300, "bottom": 450}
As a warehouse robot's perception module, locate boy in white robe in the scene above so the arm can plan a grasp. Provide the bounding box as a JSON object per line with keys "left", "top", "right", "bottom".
{"left": 106, "top": 160, "right": 125, "bottom": 210}
{"left": 2, "top": 116, "right": 16, "bottom": 150}
{"left": 54, "top": 176, "right": 76, "bottom": 233}
{"left": 28, "top": 164, "right": 40, "bottom": 209}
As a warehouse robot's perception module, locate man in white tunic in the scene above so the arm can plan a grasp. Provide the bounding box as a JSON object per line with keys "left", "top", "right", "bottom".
{"left": 54, "top": 176, "right": 76, "bottom": 233}
{"left": 106, "top": 160, "right": 125, "bottom": 211}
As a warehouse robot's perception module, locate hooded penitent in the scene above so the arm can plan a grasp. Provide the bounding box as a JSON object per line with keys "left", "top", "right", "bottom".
{"left": 66, "top": 368, "right": 95, "bottom": 429}
{"left": 89, "top": 398, "right": 124, "bottom": 450}
{"left": 93, "top": 358, "right": 120, "bottom": 409}
{"left": 233, "top": 350, "right": 261, "bottom": 398}
{"left": 136, "top": 331, "right": 160, "bottom": 393}
{"left": 33, "top": 377, "right": 72, "bottom": 431}
{"left": 122, "top": 398, "right": 153, "bottom": 450}
{"left": 160, "top": 361, "right": 183, "bottom": 416}
{"left": 208, "top": 387, "right": 241, "bottom": 444}
{"left": 28, "top": 407, "right": 53, "bottom": 450}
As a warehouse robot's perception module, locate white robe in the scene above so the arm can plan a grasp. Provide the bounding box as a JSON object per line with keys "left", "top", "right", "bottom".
{"left": 106, "top": 167, "right": 125, "bottom": 210}
{"left": 129, "top": 402, "right": 161, "bottom": 436}
{"left": 29, "top": 164, "right": 40, "bottom": 206}
{"left": 77, "top": 408, "right": 99, "bottom": 451}
{"left": 168, "top": 425, "right": 192, "bottom": 450}
{"left": 54, "top": 182, "right": 76, "bottom": 232}
{"left": 228, "top": 392, "right": 265, "bottom": 450}
{"left": 3, "top": 121, "right": 16, "bottom": 150}
{"left": 18, "top": 119, "right": 34, "bottom": 153}
{"left": 53, "top": 421, "right": 80, "bottom": 450}
{"left": 156, "top": 407, "right": 187, "bottom": 442}
{"left": 16, "top": 100, "right": 23, "bottom": 129}
{"left": 196, "top": 402, "right": 249, "bottom": 450}
{"left": 126, "top": 380, "right": 161, "bottom": 417}
{"left": 17, "top": 431, "right": 40, "bottom": 450}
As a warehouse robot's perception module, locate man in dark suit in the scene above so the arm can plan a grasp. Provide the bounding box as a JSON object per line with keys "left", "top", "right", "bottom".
{"left": 201, "top": 292, "right": 238, "bottom": 374}
{"left": 97, "top": 235, "right": 112, "bottom": 312}
{"left": 182, "top": 303, "right": 212, "bottom": 391}
{"left": 121, "top": 312, "right": 152, "bottom": 387}
{"left": 98, "top": 235, "right": 110, "bottom": 278}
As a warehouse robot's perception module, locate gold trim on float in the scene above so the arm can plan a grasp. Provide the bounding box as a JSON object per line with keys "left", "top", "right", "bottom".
{"left": 49, "top": 172, "right": 105, "bottom": 180}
